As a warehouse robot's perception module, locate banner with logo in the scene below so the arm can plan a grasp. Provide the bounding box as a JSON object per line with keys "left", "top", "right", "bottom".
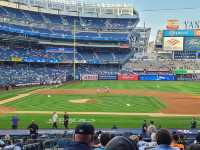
{"left": 98, "top": 74, "right": 117, "bottom": 80}
{"left": 80, "top": 74, "right": 98, "bottom": 80}
{"left": 163, "top": 37, "right": 184, "bottom": 51}
{"left": 118, "top": 74, "right": 139, "bottom": 80}
{"left": 176, "top": 74, "right": 193, "bottom": 81}
{"left": 175, "top": 69, "right": 188, "bottom": 75}
{"left": 166, "top": 19, "right": 180, "bottom": 30}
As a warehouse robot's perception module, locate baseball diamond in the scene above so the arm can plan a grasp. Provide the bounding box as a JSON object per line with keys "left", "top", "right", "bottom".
{"left": 0, "top": 81, "right": 200, "bottom": 129}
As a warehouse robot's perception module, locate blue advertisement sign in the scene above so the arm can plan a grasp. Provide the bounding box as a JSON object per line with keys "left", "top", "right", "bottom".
{"left": 139, "top": 74, "right": 176, "bottom": 81}
{"left": 158, "top": 75, "right": 176, "bottom": 81}
{"left": 163, "top": 30, "right": 195, "bottom": 37}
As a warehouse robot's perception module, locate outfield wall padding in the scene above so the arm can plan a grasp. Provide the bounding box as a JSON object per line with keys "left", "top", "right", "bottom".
{"left": 176, "top": 74, "right": 193, "bottom": 81}
{"left": 80, "top": 74, "right": 98, "bottom": 80}
{"left": 98, "top": 74, "right": 117, "bottom": 80}
{"left": 139, "top": 74, "right": 176, "bottom": 81}
{"left": 117, "top": 74, "right": 139, "bottom": 80}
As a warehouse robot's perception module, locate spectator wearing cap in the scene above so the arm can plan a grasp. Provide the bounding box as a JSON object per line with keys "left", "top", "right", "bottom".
{"left": 171, "top": 134, "right": 184, "bottom": 150}
{"left": 105, "top": 136, "right": 138, "bottom": 150}
{"left": 95, "top": 133, "right": 112, "bottom": 150}
{"left": 64, "top": 123, "right": 95, "bottom": 150}
{"left": 152, "top": 129, "right": 177, "bottom": 150}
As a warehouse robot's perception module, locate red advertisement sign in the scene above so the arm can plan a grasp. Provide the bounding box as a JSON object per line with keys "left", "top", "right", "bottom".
{"left": 118, "top": 74, "right": 139, "bottom": 80}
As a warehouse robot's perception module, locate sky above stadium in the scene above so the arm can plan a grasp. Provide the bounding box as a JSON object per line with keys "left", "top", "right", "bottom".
{"left": 83, "top": 0, "right": 200, "bottom": 41}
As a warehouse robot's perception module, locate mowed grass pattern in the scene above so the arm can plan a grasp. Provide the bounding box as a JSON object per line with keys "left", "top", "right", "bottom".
{"left": 58, "top": 81, "right": 200, "bottom": 94}
{"left": 3, "top": 94, "right": 166, "bottom": 112}
{"left": 0, "top": 114, "right": 198, "bottom": 129}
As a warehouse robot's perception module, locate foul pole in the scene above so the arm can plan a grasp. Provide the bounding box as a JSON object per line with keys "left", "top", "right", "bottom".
{"left": 73, "top": 20, "right": 76, "bottom": 80}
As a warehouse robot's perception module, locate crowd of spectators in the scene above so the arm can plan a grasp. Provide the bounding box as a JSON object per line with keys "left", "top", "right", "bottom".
{"left": 1, "top": 122, "right": 199, "bottom": 150}
{"left": 124, "top": 59, "right": 200, "bottom": 72}
{"left": 0, "top": 45, "right": 128, "bottom": 64}
{"left": 0, "top": 63, "right": 71, "bottom": 86}
{"left": 63, "top": 123, "right": 200, "bottom": 150}
{"left": 0, "top": 62, "right": 121, "bottom": 86}
{"left": 0, "top": 6, "right": 135, "bottom": 32}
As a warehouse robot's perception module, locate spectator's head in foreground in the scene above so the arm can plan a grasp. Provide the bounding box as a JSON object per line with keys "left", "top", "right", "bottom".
{"left": 129, "top": 135, "right": 139, "bottom": 143}
{"left": 188, "top": 144, "right": 200, "bottom": 150}
{"left": 100, "top": 133, "right": 112, "bottom": 147}
{"left": 156, "top": 129, "right": 172, "bottom": 146}
{"left": 172, "top": 134, "right": 179, "bottom": 144}
{"left": 105, "top": 136, "right": 138, "bottom": 150}
{"left": 74, "top": 123, "right": 95, "bottom": 146}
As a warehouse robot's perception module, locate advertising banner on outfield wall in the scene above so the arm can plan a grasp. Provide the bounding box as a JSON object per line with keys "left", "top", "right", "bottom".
{"left": 139, "top": 74, "right": 176, "bottom": 81}
{"left": 175, "top": 69, "right": 188, "bottom": 74}
{"left": 139, "top": 74, "right": 159, "bottom": 81}
{"left": 187, "top": 70, "right": 200, "bottom": 74}
{"left": 98, "top": 74, "right": 117, "bottom": 80}
{"left": 117, "top": 74, "right": 139, "bottom": 80}
{"left": 158, "top": 75, "right": 176, "bottom": 81}
{"left": 176, "top": 74, "right": 193, "bottom": 81}
{"left": 80, "top": 74, "right": 98, "bottom": 80}
{"left": 163, "top": 37, "right": 184, "bottom": 51}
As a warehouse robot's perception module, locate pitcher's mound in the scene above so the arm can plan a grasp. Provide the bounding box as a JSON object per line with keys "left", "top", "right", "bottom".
{"left": 69, "top": 99, "right": 96, "bottom": 104}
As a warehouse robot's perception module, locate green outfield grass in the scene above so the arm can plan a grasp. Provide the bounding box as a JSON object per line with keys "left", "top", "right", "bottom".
{"left": 58, "top": 81, "right": 200, "bottom": 94}
{"left": 3, "top": 94, "right": 166, "bottom": 112}
{"left": 0, "top": 114, "right": 199, "bottom": 129}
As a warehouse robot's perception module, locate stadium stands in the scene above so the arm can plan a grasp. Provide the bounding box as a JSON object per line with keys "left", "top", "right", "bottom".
{"left": 0, "top": 126, "right": 199, "bottom": 150}
{"left": 123, "top": 59, "right": 200, "bottom": 72}
{"left": 0, "top": 3, "right": 139, "bottom": 86}
{"left": 0, "top": 63, "right": 71, "bottom": 86}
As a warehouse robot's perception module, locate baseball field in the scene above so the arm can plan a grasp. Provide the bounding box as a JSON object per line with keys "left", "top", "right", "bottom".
{"left": 0, "top": 81, "right": 200, "bottom": 129}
